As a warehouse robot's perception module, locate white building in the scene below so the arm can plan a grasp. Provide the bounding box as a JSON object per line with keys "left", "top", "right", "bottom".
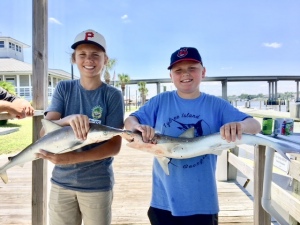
{"left": 0, "top": 36, "right": 73, "bottom": 101}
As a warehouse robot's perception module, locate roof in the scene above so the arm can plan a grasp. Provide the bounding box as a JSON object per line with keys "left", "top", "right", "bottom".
{"left": 0, "top": 58, "right": 72, "bottom": 78}
{"left": 0, "top": 58, "right": 32, "bottom": 72}
{"left": 0, "top": 37, "right": 30, "bottom": 48}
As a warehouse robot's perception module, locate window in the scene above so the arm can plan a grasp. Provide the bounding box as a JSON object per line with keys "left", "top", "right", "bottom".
{"left": 9, "top": 42, "right": 16, "bottom": 50}
{"left": 19, "top": 46, "right": 22, "bottom": 52}
{"left": 16, "top": 45, "right": 19, "bottom": 51}
{"left": 5, "top": 77, "right": 16, "bottom": 86}
{"left": 0, "top": 41, "right": 4, "bottom": 48}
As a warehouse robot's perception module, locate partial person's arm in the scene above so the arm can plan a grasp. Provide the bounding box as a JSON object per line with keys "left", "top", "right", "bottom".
{"left": 0, "top": 87, "right": 16, "bottom": 102}
{"left": 0, "top": 99, "right": 34, "bottom": 118}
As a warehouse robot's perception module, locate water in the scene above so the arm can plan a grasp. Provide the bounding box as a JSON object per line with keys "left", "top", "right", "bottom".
{"left": 231, "top": 100, "right": 289, "bottom": 112}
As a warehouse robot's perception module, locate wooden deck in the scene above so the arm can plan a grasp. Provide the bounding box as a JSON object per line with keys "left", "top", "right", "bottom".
{"left": 0, "top": 140, "right": 254, "bottom": 225}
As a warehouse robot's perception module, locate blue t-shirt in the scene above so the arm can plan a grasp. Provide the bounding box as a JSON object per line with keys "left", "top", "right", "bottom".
{"left": 131, "top": 91, "right": 250, "bottom": 216}
{"left": 46, "top": 79, "right": 124, "bottom": 192}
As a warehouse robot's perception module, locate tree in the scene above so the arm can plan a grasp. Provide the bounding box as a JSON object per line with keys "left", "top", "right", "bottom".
{"left": 280, "top": 92, "right": 294, "bottom": 100}
{"left": 0, "top": 81, "right": 16, "bottom": 95}
{"left": 104, "top": 58, "right": 117, "bottom": 85}
{"left": 117, "top": 73, "right": 130, "bottom": 97}
{"left": 138, "top": 81, "right": 148, "bottom": 105}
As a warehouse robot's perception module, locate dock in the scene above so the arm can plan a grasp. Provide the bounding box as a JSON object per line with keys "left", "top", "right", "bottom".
{"left": 0, "top": 140, "right": 254, "bottom": 225}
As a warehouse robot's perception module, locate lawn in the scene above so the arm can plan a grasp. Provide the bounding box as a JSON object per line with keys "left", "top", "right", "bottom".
{"left": 0, "top": 118, "right": 33, "bottom": 155}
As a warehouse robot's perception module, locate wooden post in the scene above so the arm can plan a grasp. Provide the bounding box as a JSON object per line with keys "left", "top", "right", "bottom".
{"left": 227, "top": 147, "right": 239, "bottom": 180}
{"left": 254, "top": 145, "right": 271, "bottom": 225}
{"left": 289, "top": 156, "right": 300, "bottom": 225}
{"left": 216, "top": 150, "right": 228, "bottom": 181}
{"left": 221, "top": 80, "right": 228, "bottom": 101}
{"left": 32, "top": 0, "right": 48, "bottom": 224}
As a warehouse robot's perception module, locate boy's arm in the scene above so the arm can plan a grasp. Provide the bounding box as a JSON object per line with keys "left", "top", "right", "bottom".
{"left": 220, "top": 117, "right": 261, "bottom": 142}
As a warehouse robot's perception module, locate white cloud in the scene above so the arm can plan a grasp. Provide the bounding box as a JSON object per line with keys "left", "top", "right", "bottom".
{"left": 262, "top": 42, "right": 282, "bottom": 48}
{"left": 121, "top": 14, "right": 131, "bottom": 23}
{"left": 49, "top": 17, "right": 62, "bottom": 25}
{"left": 221, "top": 66, "right": 233, "bottom": 70}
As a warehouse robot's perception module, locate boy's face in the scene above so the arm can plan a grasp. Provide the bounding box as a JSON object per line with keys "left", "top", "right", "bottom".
{"left": 170, "top": 61, "right": 206, "bottom": 99}
{"left": 73, "top": 43, "right": 108, "bottom": 78}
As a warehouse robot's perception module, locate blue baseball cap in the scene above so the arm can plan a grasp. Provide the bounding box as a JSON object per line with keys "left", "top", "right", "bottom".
{"left": 168, "top": 47, "right": 203, "bottom": 70}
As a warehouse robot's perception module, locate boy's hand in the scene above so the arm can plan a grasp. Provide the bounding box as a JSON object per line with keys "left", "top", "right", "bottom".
{"left": 220, "top": 122, "right": 243, "bottom": 142}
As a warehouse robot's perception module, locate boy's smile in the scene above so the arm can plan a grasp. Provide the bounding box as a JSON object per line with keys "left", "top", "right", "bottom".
{"left": 74, "top": 43, "right": 107, "bottom": 78}
{"left": 170, "top": 61, "right": 206, "bottom": 99}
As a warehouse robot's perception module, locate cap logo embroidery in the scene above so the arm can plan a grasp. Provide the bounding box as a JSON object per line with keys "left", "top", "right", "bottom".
{"left": 177, "top": 48, "right": 188, "bottom": 58}
{"left": 84, "top": 32, "right": 94, "bottom": 40}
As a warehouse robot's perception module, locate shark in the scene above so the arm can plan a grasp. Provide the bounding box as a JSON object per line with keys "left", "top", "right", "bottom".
{"left": 123, "top": 128, "right": 300, "bottom": 175}
{"left": 0, "top": 119, "right": 131, "bottom": 184}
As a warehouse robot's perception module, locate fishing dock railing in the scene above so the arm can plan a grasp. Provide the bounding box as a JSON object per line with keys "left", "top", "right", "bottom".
{"left": 218, "top": 134, "right": 300, "bottom": 225}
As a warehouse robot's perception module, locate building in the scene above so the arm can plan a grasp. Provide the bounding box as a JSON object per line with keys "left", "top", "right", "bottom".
{"left": 0, "top": 36, "right": 73, "bottom": 101}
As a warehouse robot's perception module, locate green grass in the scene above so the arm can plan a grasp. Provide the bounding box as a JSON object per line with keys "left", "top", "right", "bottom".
{"left": 0, "top": 118, "right": 33, "bottom": 155}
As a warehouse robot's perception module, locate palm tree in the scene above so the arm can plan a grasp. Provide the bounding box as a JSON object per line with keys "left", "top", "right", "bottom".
{"left": 138, "top": 81, "right": 148, "bottom": 105}
{"left": 104, "top": 58, "right": 117, "bottom": 85}
{"left": 0, "top": 81, "right": 16, "bottom": 95}
{"left": 117, "top": 73, "right": 130, "bottom": 97}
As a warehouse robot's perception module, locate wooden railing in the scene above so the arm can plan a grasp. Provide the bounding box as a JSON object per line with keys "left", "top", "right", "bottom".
{"left": 0, "top": 110, "right": 44, "bottom": 121}
{"left": 218, "top": 137, "right": 300, "bottom": 225}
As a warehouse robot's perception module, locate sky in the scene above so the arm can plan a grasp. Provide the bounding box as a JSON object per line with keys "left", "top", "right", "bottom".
{"left": 1, "top": 0, "right": 300, "bottom": 98}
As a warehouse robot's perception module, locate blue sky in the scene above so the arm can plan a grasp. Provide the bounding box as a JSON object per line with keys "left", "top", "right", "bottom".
{"left": 1, "top": 0, "right": 300, "bottom": 97}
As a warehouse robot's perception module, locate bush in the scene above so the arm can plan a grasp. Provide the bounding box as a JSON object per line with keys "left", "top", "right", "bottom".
{"left": 0, "top": 120, "right": 8, "bottom": 125}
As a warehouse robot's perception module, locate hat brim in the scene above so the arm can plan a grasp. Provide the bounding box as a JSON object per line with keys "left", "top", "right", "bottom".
{"left": 71, "top": 40, "right": 106, "bottom": 52}
{"left": 168, "top": 59, "right": 202, "bottom": 70}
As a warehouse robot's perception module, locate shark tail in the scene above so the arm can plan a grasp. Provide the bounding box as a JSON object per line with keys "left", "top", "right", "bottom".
{"left": 0, "top": 171, "right": 8, "bottom": 184}
{"left": 267, "top": 140, "right": 300, "bottom": 161}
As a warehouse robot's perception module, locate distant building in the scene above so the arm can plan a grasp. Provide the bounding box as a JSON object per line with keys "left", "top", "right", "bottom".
{"left": 0, "top": 36, "right": 74, "bottom": 101}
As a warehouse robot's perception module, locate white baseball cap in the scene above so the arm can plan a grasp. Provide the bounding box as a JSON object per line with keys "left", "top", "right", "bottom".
{"left": 71, "top": 29, "right": 106, "bottom": 52}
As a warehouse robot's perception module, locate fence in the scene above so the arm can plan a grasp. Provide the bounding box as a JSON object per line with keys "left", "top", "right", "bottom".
{"left": 219, "top": 136, "right": 300, "bottom": 225}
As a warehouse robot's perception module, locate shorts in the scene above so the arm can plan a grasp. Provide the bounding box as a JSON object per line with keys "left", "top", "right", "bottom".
{"left": 49, "top": 183, "right": 113, "bottom": 225}
{"left": 148, "top": 206, "right": 218, "bottom": 225}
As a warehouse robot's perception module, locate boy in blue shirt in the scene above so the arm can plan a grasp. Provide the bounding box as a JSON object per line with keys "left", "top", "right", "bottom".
{"left": 124, "top": 47, "right": 261, "bottom": 225}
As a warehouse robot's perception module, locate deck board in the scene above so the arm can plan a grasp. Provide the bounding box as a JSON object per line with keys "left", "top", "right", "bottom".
{"left": 0, "top": 140, "right": 254, "bottom": 225}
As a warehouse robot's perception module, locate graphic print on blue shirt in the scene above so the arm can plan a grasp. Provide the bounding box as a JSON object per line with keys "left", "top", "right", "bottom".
{"left": 163, "top": 115, "right": 211, "bottom": 172}
{"left": 92, "top": 105, "right": 103, "bottom": 123}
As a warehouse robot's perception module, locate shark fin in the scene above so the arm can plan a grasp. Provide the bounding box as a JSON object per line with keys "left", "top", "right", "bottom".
{"left": 42, "top": 119, "right": 63, "bottom": 135}
{"left": 0, "top": 171, "right": 8, "bottom": 184}
{"left": 156, "top": 157, "right": 170, "bottom": 175}
{"left": 179, "top": 127, "right": 195, "bottom": 138}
